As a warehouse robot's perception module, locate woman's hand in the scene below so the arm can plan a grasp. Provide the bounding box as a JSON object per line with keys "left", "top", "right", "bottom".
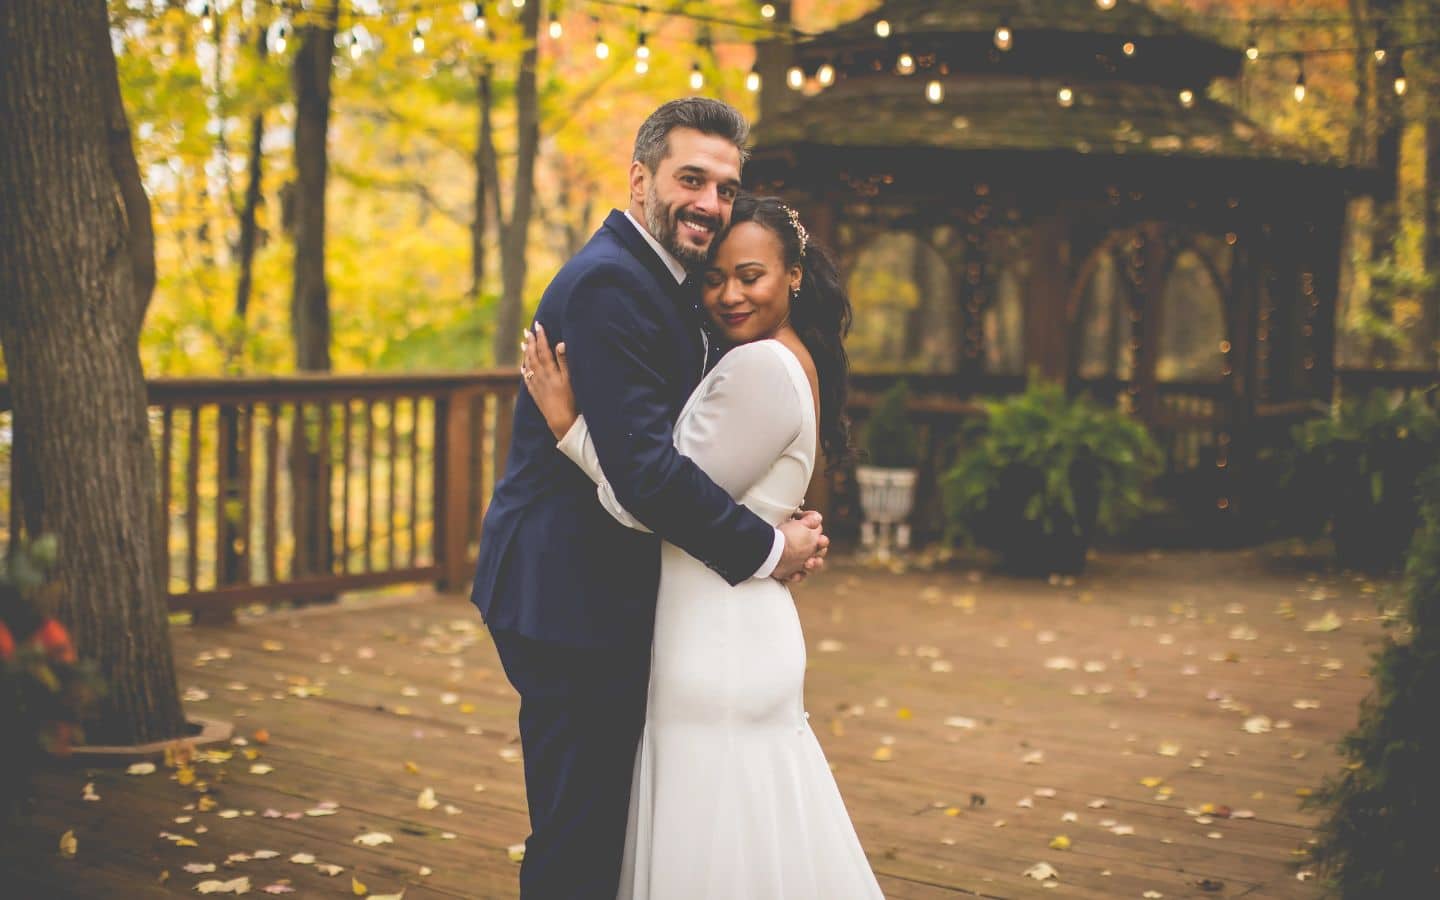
{"left": 521, "top": 323, "right": 577, "bottom": 440}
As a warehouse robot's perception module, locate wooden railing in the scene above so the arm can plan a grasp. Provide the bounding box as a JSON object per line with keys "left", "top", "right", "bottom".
{"left": 2, "top": 367, "right": 1436, "bottom": 614}
{"left": 1, "top": 373, "right": 518, "bottom": 620}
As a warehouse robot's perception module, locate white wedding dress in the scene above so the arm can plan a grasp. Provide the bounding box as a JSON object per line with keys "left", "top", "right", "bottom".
{"left": 556, "top": 339, "right": 884, "bottom": 900}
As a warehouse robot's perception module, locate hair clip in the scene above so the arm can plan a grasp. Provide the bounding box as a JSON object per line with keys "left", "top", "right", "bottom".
{"left": 780, "top": 204, "right": 809, "bottom": 257}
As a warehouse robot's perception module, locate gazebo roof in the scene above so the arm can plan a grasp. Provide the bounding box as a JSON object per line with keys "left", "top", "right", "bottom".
{"left": 826, "top": 0, "right": 1231, "bottom": 47}
{"left": 754, "top": 76, "right": 1330, "bottom": 166}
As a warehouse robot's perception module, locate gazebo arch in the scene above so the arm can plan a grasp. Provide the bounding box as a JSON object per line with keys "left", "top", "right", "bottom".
{"left": 747, "top": 0, "right": 1375, "bottom": 529}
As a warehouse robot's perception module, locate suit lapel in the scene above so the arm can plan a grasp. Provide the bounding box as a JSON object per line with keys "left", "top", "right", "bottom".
{"left": 602, "top": 210, "right": 707, "bottom": 385}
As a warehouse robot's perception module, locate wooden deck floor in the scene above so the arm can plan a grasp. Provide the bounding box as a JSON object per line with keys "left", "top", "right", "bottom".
{"left": 6, "top": 547, "right": 1393, "bottom": 898}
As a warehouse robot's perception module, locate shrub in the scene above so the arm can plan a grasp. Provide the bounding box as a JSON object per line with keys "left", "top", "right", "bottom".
{"left": 862, "top": 380, "right": 919, "bottom": 469}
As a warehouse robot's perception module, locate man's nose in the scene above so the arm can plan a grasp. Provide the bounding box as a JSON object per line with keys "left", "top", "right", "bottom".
{"left": 692, "top": 182, "right": 719, "bottom": 214}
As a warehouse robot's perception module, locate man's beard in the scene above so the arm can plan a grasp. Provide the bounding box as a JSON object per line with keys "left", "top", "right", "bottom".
{"left": 644, "top": 182, "right": 719, "bottom": 272}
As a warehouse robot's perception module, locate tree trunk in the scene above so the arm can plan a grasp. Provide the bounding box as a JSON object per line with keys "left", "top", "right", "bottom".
{"left": 490, "top": 0, "right": 541, "bottom": 368}
{"left": 286, "top": 5, "right": 337, "bottom": 579}
{"left": 232, "top": 22, "right": 268, "bottom": 368}
{"left": 1425, "top": 57, "right": 1440, "bottom": 368}
{"left": 0, "top": 0, "right": 184, "bottom": 744}
{"left": 471, "top": 66, "right": 493, "bottom": 300}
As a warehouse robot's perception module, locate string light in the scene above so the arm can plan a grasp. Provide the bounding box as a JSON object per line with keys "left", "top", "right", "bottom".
{"left": 1292, "top": 56, "right": 1306, "bottom": 101}
{"left": 746, "top": 65, "right": 761, "bottom": 92}
{"left": 1393, "top": 53, "right": 1407, "bottom": 95}
{"left": 412, "top": 28, "right": 424, "bottom": 54}
{"left": 635, "top": 31, "right": 650, "bottom": 60}
{"left": 595, "top": 31, "right": 609, "bottom": 59}
{"left": 994, "top": 17, "right": 1013, "bottom": 51}
{"left": 875, "top": 19, "right": 891, "bottom": 38}
{"left": 690, "top": 61, "right": 704, "bottom": 90}
{"left": 350, "top": 32, "right": 364, "bottom": 59}
{"left": 470, "top": 2, "right": 487, "bottom": 34}
{"left": 1178, "top": 88, "right": 1195, "bottom": 107}
{"left": 1374, "top": 47, "right": 1387, "bottom": 63}
{"left": 760, "top": 3, "right": 776, "bottom": 20}
{"left": 816, "top": 62, "right": 835, "bottom": 87}
{"left": 786, "top": 65, "right": 804, "bottom": 89}
{"left": 511, "top": 0, "right": 525, "bottom": 8}
{"left": 635, "top": 57, "right": 648, "bottom": 74}
{"left": 1057, "top": 83, "right": 1075, "bottom": 107}
{"left": 1122, "top": 40, "right": 1136, "bottom": 56}
{"left": 925, "top": 79, "right": 943, "bottom": 103}
{"left": 200, "top": 3, "right": 214, "bottom": 35}
{"left": 272, "top": 22, "right": 288, "bottom": 54}
{"left": 895, "top": 51, "right": 915, "bottom": 75}
{"left": 1097, "top": 0, "right": 1116, "bottom": 9}
{"left": 1245, "top": 27, "right": 1259, "bottom": 60}
{"left": 548, "top": 13, "right": 562, "bottom": 39}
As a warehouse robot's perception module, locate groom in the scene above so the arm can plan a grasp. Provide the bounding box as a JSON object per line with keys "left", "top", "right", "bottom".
{"left": 471, "top": 98, "right": 828, "bottom": 898}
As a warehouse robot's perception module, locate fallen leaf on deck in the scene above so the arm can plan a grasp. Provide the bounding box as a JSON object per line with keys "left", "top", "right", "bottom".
{"left": 507, "top": 843, "right": 526, "bottom": 863}
{"left": 184, "top": 864, "right": 217, "bottom": 874}
{"left": 418, "top": 866, "right": 432, "bottom": 876}
{"left": 59, "top": 830, "right": 77, "bottom": 858}
{"left": 1110, "top": 824, "right": 1135, "bottom": 836}
{"left": 1242, "top": 715, "right": 1273, "bottom": 734}
{"left": 127, "top": 762, "right": 156, "bottom": 776}
{"left": 251, "top": 850, "right": 279, "bottom": 860}
{"left": 944, "top": 716, "right": 977, "bottom": 730}
{"left": 1023, "top": 862, "right": 1058, "bottom": 881}
{"left": 1049, "top": 835, "right": 1071, "bottom": 850}
{"left": 1022, "top": 750, "right": 1045, "bottom": 765}
{"left": 871, "top": 746, "right": 893, "bottom": 762}
{"left": 196, "top": 877, "right": 251, "bottom": 894}
{"left": 249, "top": 764, "right": 274, "bottom": 775}
{"left": 351, "top": 875, "right": 367, "bottom": 895}
{"left": 261, "top": 640, "right": 284, "bottom": 652}
{"left": 1293, "top": 699, "right": 1320, "bottom": 710}
{"left": 1143, "top": 892, "right": 1163, "bottom": 899}
{"left": 1157, "top": 742, "right": 1181, "bottom": 757}
{"left": 82, "top": 782, "right": 100, "bottom": 802}
{"left": 817, "top": 639, "right": 844, "bottom": 652}
{"left": 289, "top": 854, "right": 315, "bottom": 865}
{"left": 262, "top": 885, "right": 295, "bottom": 895}
{"left": 1304, "top": 611, "right": 1342, "bottom": 632}
{"left": 417, "top": 788, "right": 438, "bottom": 810}
{"left": 352, "top": 832, "right": 394, "bottom": 847}
{"left": 315, "top": 864, "right": 344, "bottom": 876}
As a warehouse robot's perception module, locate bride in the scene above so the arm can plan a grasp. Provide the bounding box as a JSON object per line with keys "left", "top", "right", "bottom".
{"left": 521, "top": 194, "right": 884, "bottom": 899}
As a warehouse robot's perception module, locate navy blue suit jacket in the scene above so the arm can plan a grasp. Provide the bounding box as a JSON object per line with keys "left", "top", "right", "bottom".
{"left": 471, "top": 210, "right": 777, "bottom": 648}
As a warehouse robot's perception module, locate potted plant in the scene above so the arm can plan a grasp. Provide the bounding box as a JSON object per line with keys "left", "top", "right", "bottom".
{"left": 942, "top": 380, "right": 1162, "bottom": 575}
{"left": 856, "top": 381, "right": 921, "bottom": 554}
{"left": 1290, "top": 389, "right": 1439, "bottom": 572}
{"left": 1, "top": 536, "right": 104, "bottom": 826}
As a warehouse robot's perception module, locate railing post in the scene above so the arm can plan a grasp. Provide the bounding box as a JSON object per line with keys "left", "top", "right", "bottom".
{"left": 436, "top": 385, "right": 479, "bottom": 593}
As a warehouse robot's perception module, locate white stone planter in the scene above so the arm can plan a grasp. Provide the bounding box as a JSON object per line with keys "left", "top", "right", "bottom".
{"left": 855, "top": 465, "right": 918, "bottom": 555}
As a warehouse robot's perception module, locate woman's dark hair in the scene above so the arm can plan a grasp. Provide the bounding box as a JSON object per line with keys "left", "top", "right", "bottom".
{"left": 725, "top": 194, "right": 854, "bottom": 469}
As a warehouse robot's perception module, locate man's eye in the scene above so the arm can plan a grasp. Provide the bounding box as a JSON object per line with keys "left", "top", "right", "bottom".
{"left": 719, "top": 186, "right": 738, "bottom": 200}
{"left": 681, "top": 175, "right": 701, "bottom": 186}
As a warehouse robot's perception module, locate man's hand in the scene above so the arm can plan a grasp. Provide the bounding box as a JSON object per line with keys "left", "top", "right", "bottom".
{"left": 772, "top": 510, "right": 829, "bottom": 584}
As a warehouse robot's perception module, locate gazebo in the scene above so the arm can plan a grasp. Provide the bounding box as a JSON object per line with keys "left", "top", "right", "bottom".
{"left": 748, "top": 0, "right": 1374, "bottom": 533}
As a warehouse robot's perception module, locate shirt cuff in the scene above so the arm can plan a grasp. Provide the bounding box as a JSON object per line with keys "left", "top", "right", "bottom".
{"left": 555, "top": 418, "right": 585, "bottom": 465}
{"left": 751, "top": 528, "right": 786, "bottom": 580}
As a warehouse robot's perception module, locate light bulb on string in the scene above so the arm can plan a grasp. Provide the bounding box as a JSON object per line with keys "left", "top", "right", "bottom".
{"left": 1057, "top": 83, "right": 1075, "bottom": 107}
{"left": 896, "top": 51, "right": 915, "bottom": 75}
{"left": 471, "top": 3, "right": 488, "bottom": 34}
{"left": 690, "top": 62, "right": 705, "bottom": 91}
{"left": 816, "top": 62, "right": 835, "bottom": 87}
{"left": 1178, "top": 88, "right": 1195, "bottom": 107}
{"left": 512, "top": 0, "right": 526, "bottom": 8}
{"left": 746, "top": 66, "right": 761, "bottom": 92}
{"left": 272, "top": 21, "right": 288, "bottom": 54}
{"left": 1293, "top": 57, "right": 1306, "bottom": 102}
{"left": 548, "top": 13, "right": 562, "bottom": 39}
{"left": 786, "top": 65, "right": 804, "bottom": 90}
{"left": 1374, "top": 47, "right": 1387, "bottom": 63}
{"left": 595, "top": 34, "right": 609, "bottom": 59}
{"left": 926, "top": 79, "right": 943, "bottom": 103}
{"left": 201, "top": 4, "right": 214, "bottom": 35}
{"left": 875, "top": 19, "right": 891, "bottom": 38}
{"left": 636, "top": 32, "right": 650, "bottom": 60}
{"left": 994, "top": 17, "right": 1012, "bottom": 51}
{"left": 412, "top": 28, "right": 424, "bottom": 54}
{"left": 1393, "top": 54, "right": 1407, "bottom": 96}
{"left": 635, "top": 57, "right": 648, "bottom": 75}
{"left": 1096, "top": 0, "right": 1116, "bottom": 9}
{"left": 350, "top": 35, "right": 364, "bottom": 60}
{"left": 760, "top": 3, "right": 776, "bottom": 20}
{"left": 1122, "top": 41, "right": 1136, "bottom": 56}
{"left": 1245, "top": 26, "right": 1259, "bottom": 60}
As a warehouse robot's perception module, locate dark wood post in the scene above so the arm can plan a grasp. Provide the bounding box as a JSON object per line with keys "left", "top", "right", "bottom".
{"left": 436, "top": 385, "right": 479, "bottom": 593}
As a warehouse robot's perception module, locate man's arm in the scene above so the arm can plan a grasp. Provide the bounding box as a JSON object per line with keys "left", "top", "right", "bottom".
{"left": 561, "top": 266, "right": 778, "bottom": 585}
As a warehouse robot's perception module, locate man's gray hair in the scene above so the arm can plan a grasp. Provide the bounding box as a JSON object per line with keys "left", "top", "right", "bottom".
{"left": 633, "top": 98, "right": 750, "bottom": 172}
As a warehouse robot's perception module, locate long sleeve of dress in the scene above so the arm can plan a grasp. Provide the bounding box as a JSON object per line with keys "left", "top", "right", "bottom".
{"left": 558, "top": 341, "right": 805, "bottom": 534}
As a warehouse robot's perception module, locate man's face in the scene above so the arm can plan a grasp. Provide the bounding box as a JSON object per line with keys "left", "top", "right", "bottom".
{"left": 630, "top": 127, "right": 742, "bottom": 271}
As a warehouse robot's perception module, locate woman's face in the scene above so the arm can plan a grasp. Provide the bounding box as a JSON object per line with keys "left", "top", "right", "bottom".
{"left": 701, "top": 221, "right": 801, "bottom": 344}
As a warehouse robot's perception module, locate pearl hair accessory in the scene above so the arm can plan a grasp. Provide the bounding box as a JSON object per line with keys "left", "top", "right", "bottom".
{"left": 780, "top": 204, "right": 809, "bottom": 256}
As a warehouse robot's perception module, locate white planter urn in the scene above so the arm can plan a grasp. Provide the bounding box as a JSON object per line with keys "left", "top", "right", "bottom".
{"left": 855, "top": 465, "right": 918, "bottom": 556}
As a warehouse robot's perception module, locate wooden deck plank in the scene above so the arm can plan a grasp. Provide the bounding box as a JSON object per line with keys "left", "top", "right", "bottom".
{"left": 5, "top": 548, "right": 1384, "bottom": 897}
